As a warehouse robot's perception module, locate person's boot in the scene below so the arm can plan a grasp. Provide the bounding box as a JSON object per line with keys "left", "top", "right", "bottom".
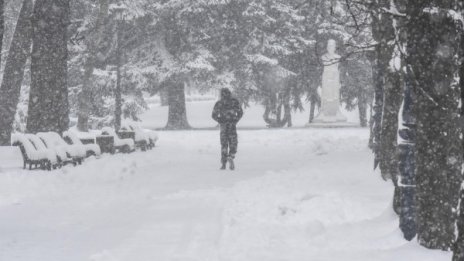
{"left": 228, "top": 156, "right": 235, "bottom": 170}
{"left": 220, "top": 160, "right": 227, "bottom": 170}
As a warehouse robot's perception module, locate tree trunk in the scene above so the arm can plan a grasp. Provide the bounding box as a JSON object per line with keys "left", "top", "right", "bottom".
{"left": 379, "top": 72, "right": 403, "bottom": 180}
{"left": 263, "top": 92, "right": 278, "bottom": 127}
{"left": 455, "top": 187, "right": 464, "bottom": 260}
{"left": 114, "top": 19, "right": 122, "bottom": 131}
{"left": 165, "top": 80, "right": 190, "bottom": 130}
{"left": 27, "top": 0, "right": 70, "bottom": 134}
{"left": 0, "top": 0, "right": 33, "bottom": 145}
{"left": 358, "top": 104, "right": 367, "bottom": 128}
{"left": 76, "top": 65, "right": 93, "bottom": 131}
{"left": 308, "top": 93, "right": 318, "bottom": 123}
{"left": 0, "top": 0, "right": 4, "bottom": 66}
{"left": 368, "top": 101, "right": 375, "bottom": 149}
{"left": 77, "top": 0, "right": 109, "bottom": 132}
{"left": 454, "top": 31, "right": 464, "bottom": 261}
{"left": 160, "top": 88, "right": 169, "bottom": 106}
{"left": 358, "top": 98, "right": 367, "bottom": 128}
{"left": 263, "top": 93, "right": 292, "bottom": 128}
{"left": 284, "top": 103, "right": 292, "bottom": 127}
{"left": 370, "top": 0, "right": 395, "bottom": 171}
{"left": 397, "top": 72, "right": 417, "bottom": 240}
{"left": 406, "top": 1, "right": 462, "bottom": 250}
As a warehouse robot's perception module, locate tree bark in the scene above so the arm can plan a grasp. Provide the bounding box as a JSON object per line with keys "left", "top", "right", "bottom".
{"left": 160, "top": 88, "right": 169, "bottom": 106}
{"left": 0, "top": 0, "right": 33, "bottom": 145}
{"left": 370, "top": 0, "right": 395, "bottom": 170}
{"left": 263, "top": 92, "right": 292, "bottom": 128}
{"left": 455, "top": 187, "right": 464, "bottom": 260}
{"left": 383, "top": 73, "right": 403, "bottom": 217}
{"left": 308, "top": 93, "right": 318, "bottom": 123}
{"left": 358, "top": 98, "right": 367, "bottom": 128}
{"left": 284, "top": 103, "right": 292, "bottom": 127}
{"left": 0, "top": 0, "right": 4, "bottom": 67}
{"left": 76, "top": 0, "right": 109, "bottom": 131}
{"left": 379, "top": 72, "right": 403, "bottom": 180}
{"left": 165, "top": 80, "right": 190, "bottom": 130}
{"left": 454, "top": 31, "right": 464, "bottom": 261}
{"left": 27, "top": 0, "right": 70, "bottom": 134}
{"left": 405, "top": 0, "right": 462, "bottom": 250}
{"left": 114, "top": 18, "right": 122, "bottom": 131}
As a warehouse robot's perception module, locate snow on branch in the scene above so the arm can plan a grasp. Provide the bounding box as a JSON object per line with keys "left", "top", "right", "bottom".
{"left": 423, "top": 7, "right": 464, "bottom": 25}
{"left": 245, "top": 54, "right": 279, "bottom": 66}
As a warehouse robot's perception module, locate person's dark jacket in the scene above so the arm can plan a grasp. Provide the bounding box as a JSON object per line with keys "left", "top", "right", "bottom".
{"left": 212, "top": 90, "right": 243, "bottom": 125}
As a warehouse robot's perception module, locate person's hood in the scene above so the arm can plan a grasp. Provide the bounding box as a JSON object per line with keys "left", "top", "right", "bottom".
{"left": 220, "top": 88, "right": 232, "bottom": 100}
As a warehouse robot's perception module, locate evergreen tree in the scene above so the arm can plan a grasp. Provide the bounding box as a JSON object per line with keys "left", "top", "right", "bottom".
{"left": 376, "top": 0, "right": 404, "bottom": 216}
{"left": 455, "top": 186, "right": 464, "bottom": 260}
{"left": 369, "top": 0, "right": 396, "bottom": 174}
{"left": 123, "top": 0, "right": 223, "bottom": 129}
{"left": 455, "top": 24, "right": 464, "bottom": 259}
{"left": 0, "top": 0, "right": 33, "bottom": 145}
{"left": 340, "top": 54, "right": 374, "bottom": 127}
{"left": 0, "top": 0, "right": 4, "bottom": 66}
{"left": 27, "top": 0, "right": 70, "bottom": 133}
{"left": 75, "top": 0, "right": 110, "bottom": 131}
{"left": 405, "top": 0, "right": 462, "bottom": 250}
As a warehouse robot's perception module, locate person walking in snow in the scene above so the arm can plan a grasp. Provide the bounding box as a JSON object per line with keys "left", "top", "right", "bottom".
{"left": 212, "top": 88, "right": 243, "bottom": 170}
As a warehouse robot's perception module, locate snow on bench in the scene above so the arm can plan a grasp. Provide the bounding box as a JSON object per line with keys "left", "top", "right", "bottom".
{"left": 63, "top": 131, "right": 101, "bottom": 157}
{"left": 122, "top": 121, "right": 158, "bottom": 148}
{"left": 37, "top": 132, "right": 86, "bottom": 165}
{"left": 121, "top": 121, "right": 150, "bottom": 150}
{"left": 25, "top": 134, "right": 59, "bottom": 166}
{"left": 11, "top": 133, "right": 56, "bottom": 170}
{"left": 102, "top": 127, "right": 135, "bottom": 152}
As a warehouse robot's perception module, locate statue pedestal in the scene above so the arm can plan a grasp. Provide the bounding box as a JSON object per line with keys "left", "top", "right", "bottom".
{"left": 312, "top": 112, "right": 347, "bottom": 123}
{"left": 306, "top": 122, "right": 359, "bottom": 128}
{"left": 312, "top": 99, "right": 347, "bottom": 124}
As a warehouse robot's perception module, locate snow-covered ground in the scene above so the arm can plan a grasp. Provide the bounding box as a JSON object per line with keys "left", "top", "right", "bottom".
{"left": 139, "top": 99, "right": 361, "bottom": 129}
{"left": 0, "top": 101, "right": 452, "bottom": 261}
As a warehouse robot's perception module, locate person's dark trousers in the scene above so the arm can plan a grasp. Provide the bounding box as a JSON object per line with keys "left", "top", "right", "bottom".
{"left": 220, "top": 123, "right": 238, "bottom": 164}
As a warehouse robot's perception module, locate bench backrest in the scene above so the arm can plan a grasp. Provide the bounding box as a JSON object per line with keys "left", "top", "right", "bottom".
{"left": 11, "top": 134, "right": 44, "bottom": 161}
{"left": 26, "top": 134, "right": 48, "bottom": 151}
{"left": 26, "top": 134, "right": 58, "bottom": 163}
{"left": 63, "top": 131, "right": 83, "bottom": 146}
{"left": 102, "top": 127, "right": 123, "bottom": 142}
{"left": 36, "top": 132, "right": 69, "bottom": 160}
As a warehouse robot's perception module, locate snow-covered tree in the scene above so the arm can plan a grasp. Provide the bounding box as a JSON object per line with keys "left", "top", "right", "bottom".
{"left": 405, "top": 0, "right": 462, "bottom": 250}
{"left": 27, "top": 0, "right": 70, "bottom": 133}
{"left": 0, "top": 0, "right": 33, "bottom": 145}
{"left": 340, "top": 54, "right": 374, "bottom": 127}
{"left": 73, "top": 0, "right": 110, "bottom": 131}
{"left": 115, "top": 0, "right": 222, "bottom": 129}
{"left": 456, "top": 185, "right": 464, "bottom": 259}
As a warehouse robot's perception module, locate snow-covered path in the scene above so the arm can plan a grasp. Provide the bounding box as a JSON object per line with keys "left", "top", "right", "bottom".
{"left": 0, "top": 129, "right": 451, "bottom": 261}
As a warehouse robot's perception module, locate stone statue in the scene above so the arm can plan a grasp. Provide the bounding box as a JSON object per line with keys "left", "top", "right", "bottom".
{"left": 313, "top": 39, "right": 347, "bottom": 123}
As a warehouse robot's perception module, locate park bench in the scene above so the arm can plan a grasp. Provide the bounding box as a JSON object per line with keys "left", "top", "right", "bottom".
{"left": 101, "top": 127, "right": 135, "bottom": 153}
{"left": 63, "top": 131, "right": 101, "bottom": 158}
{"left": 37, "top": 132, "right": 86, "bottom": 165}
{"left": 9, "top": 124, "right": 158, "bottom": 170}
{"left": 11, "top": 133, "right": 56, "bottom": 170}
{"left": 121, "top": 121, "right": 149, "bottom": 151}
{"left": 25, "top": 134, "right": 62, "bottom": 169}
{"left": 122, "top": 121, "right": 158, "bottom": 149}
